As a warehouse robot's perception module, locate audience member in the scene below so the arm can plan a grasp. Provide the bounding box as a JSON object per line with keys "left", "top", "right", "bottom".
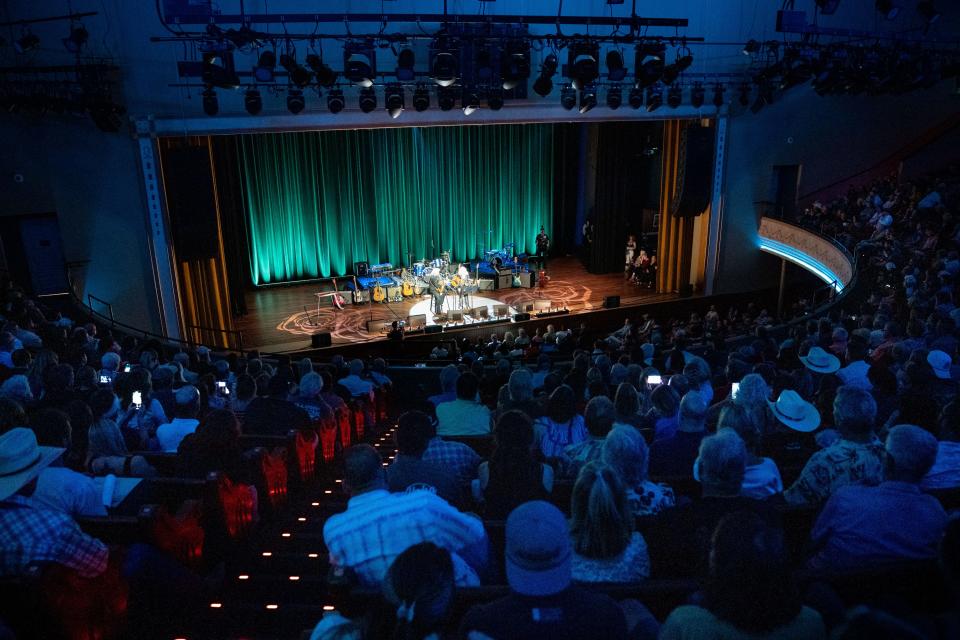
{"left": 602, "top": 424, "right": 675, "bottom": 517}
{"left": 435, "top": 373, "right": 491, "bottom": 436}
{"left": 387, "top": 411, "right": 461, "bottom": 505}
{"left": 156, "top": 385, "right": 202, "bottom": 452}
{"left": 534, "top": 384, "right": 588, "bottom": 460}
{"left": 563, "top": 396, "right": 616, "bottom": 475}
{"left": 649, "top": 390, "right": 708, "bottom": 477}
{"left": 476, "top": 411, "right": 553, "bottom": 519}
{"left": 242, "top": 375, "right": 311, "bottom": 435}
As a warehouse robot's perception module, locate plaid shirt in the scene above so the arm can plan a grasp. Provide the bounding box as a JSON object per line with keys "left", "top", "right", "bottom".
{"left": 323, "top": 489, "right": 487, "bottom": 587}
{"left": 423, "top": 437, "right": 481, "bottom": 486}
{"left": 0, "top": 496, "right": 109, "bottom": 578}
{"left": 784, "top": 438, "right": 885, "bottom": 508}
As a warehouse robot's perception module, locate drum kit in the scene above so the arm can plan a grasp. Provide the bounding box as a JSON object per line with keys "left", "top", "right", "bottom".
{"left": 485, "top": 242, "right": 515, "bottom": 269}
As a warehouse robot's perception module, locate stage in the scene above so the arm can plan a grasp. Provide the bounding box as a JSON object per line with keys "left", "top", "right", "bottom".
{"left": 235, "top": 257, "right": 676, "bottom": 352}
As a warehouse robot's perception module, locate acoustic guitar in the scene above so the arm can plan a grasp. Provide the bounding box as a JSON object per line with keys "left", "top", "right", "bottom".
{"left": 402, "top": 279, "right": 414, "bottom": 297}
{"left": 372, "top": 283, "right": 386, "bottom": 303}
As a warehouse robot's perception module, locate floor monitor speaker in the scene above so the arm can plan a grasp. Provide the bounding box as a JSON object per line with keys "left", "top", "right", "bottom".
{"left": 603, "top": 295, "right": 620, "bottom": 309}
{"left": 311, "top": 332, "right": 332, "bottom": 348}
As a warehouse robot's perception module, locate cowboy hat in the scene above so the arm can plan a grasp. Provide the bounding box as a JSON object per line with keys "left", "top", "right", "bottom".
{"left": 799, "top": 346, "right": 841, "bottom": 374}
{"left": 768, "top": 390, "right": 820, "bottom": 433}
{"left": 0, "top": 428, "right": 64, "bottom": 501}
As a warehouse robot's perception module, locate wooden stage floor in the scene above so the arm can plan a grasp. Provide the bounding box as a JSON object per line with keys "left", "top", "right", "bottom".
{"left": 235, "top": 257, "right": 676, "bottom": 352}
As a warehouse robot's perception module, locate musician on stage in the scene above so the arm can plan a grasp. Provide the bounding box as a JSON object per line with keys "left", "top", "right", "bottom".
{"left": 535, "top": 226, "right": 550, "bottom": 270}
{"left": 428, "top": 274, "right": 446, "bottom": 314}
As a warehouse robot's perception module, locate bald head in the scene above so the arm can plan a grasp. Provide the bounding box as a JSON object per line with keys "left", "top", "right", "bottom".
{"left": 679, "top": 391, "right": 708, "bottom": 433}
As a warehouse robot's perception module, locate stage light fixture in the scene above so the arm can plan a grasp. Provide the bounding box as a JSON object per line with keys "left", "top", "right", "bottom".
{"left": 738, "top": 83, "right": 751, "bottom": 106}
{"left": 412, "top": 84, "right": 430, "bottom": 111}
{"left": 661, "top": 54, "right": 693, "bottom": 85}
{"left": 306, "top": 54, "right": 337, "bottom": 87}
{"left": 606, "top": 50, "right": 627, "bottom": 82}
{"left": 287, "top": 88, "right": 305, "bottom": 114}
{"left": 430, "top": 43, "right": 459, "bottom": 87}
{"left": 875, "top": 1, "right": 900, "bottom": 19}
{"left": 358, "top": 86, "right": 377, "bottom": 113}
{"left": 62, "top": 26, "right": 88, "bottom": 53}
{"left": 344, "top": 42, "right": 376, "bottom": 87}
{"left": 254, "top": 50, "right": 277, "bottom": 82}
{"left": 606, "top": 84, "right": 622, "bottom": 109}
{"left": 712, "top": 83, "right": 725, "bottom": 108}
{"left": 567, "top": 42, "right": 599, "bottom": 91}
{"left": 15, "top": 31, "right": 40, "bottom": 54}
{"left": 667, "top": 85, "right": 682, "bottom": 108}
{"left": 578, "top": 85, "right": 597, "bottom": 114}
{"left": 815, "top": 0, "right": 841, "bottom": 15}
{"left": 559, "top": 84, "right": 576, "bottom": 110}
{"left": 501, "top": 42, "right": 531, "bottom": 90}
{"left": 645, "top": 85, "right": 662, "bottom": 112}
{"left": 244, "top": 88, "right": 262, "bottom": 115}
{"left": 437, "top": 86, "right": 456, "bottom": 111}
{"left": 475, "top": 47, "right": 496, "bottom": 84}
{"left": 385, "top": 83, "right": 404, "bottom": 118}
{"left": 742, "top": 40, "right": 761, "bottom": 56}
{"left": 202, "top": 88, "right": 219, "bottom": 115}
{"left": 396, "top": 48, "right": 416, "bottom": 82}
{"left": 462, "top": 89, "right": 481, "bottom": 115}
{"left": 690, "top": 82, "right": 705, "bottom": 108}
{"left": 533, "top": 53, "right": 559, "bottom": 96}
{"left": 326, "top": 89, "right": 345, "bottom": 113}
{"left": 279, "top": 54, "right": 311, "bottom": 88}
{"left": 917, "top": 1, "right": 940, "bottom": 24}
{"left": 628, "top": 86, "right": 644, "bottom": 109}
{"left": 203, "top": 51, "right": 241, "bottom": 90}
{"left": 487, "top": 89, "right": 504, "bottom": 111}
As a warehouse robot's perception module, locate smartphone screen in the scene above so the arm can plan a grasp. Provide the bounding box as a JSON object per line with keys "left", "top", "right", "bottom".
{"left": 131, "top": 390, "right": 142, "bottom": 408}
{"left": 99, "top": 374, "right": 110, "bottom": 385}
{"left": 123, "top": 363, "right": 132, "bottom": 373}
{"left": 647, "top": 374, "right": 662, "bottom": 388}
{"left": 731, "top": 382, "right": 740, "bottom": 399}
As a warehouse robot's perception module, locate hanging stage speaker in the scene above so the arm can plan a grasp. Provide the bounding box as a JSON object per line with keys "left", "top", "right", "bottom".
{"left": 603, "top": 295, "right": 620, "bottom": 309}
{"left": 354, "top": 261, "right": 369, "bottom": 277}
{"left": 165, "top": 147, "right": 219, "bottom": 261}
{"left": 673, "top": 125, "right": 715, "bottom": 218}
{"left": 311, "top": 332, "right": 332, "bottom": 348}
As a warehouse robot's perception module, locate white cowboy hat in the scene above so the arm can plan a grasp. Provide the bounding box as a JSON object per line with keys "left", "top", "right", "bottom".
{"left": 0, "top": 428, "right": 64, "bottom": 501}
{"left": 768, "top": 390, "right": 821, "bottom": 433}
{"left": 799, "top": 346, "right": 841, "bottom": 374}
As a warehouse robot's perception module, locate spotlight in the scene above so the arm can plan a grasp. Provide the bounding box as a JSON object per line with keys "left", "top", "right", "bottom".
{"left": 244, "top": 88, "right": 262, "bottom": 115}
{"left": 202, "top": 88, "right": 218, "bottom": 116}
{"left": 487, "top": 89, "right": 504, "bottom": 111}
{"left": 742, "top": 40, "right": 761, "bottom": 56}
{"left": 606, "top": 84, "right": 622, "bottom": 109}
{"left": 667, "top": 85, "right": 682, "bottom": 108}
{"left": 917, "top": 1, "right": 940, "bottom": 24}
{"left": 412, "top": 84, "right": 430, "bottom": 111}
{"left": 661, "top": 54, "right": 693, "bottom": 85}
{"left": 326, "top": 89, "right": 345, "bottom": 113}
{"left": 15, "top": 32, "right": 39, "bottom": 54}
{"left": 437, "top": 86, "right": 456, "bottom": 111}
{"left": 875, "top": 0, "right": 900, "bottom": 20}
{"left": 634, "top": 42, "right": 666, "bottom": 89}
{"left": 533, "top": 53, "right": 559, "bottom": 96}
{"left": 606, "top": 50, "right": 627, "bottom": 82}
{"left": 279, "top": 54, "right": 311, "bottom": 88}
{"left": 306, "top": 54, "right": 337, "bottom": 87}
{"left": 62, "top": 26, "right": 88, "bottom": 53}
{"left": 738, "top": 83, "right": 751, "bottom": 106}
{"left": 254, "top": 50, "right": 276, "bottom": 82}
{"left": 385, "top": 83, "right": 404, "bottom": 118}
{"left": 396, "top": 48, "right": 416, "bottom": 82}
{"left": 815, "top": 0, "right": 841, "bottom": 15}
{"left": 628, "top": 87, "right": 644, "bottom": 109}
{"left": 358, "top": 87, "right": 377, "bottom": 113}
{"left": 430, "top": 49, "right": 458, "bottom": 87}
{"left": 344, "top": 43, "right": 376, "bottom": 87}
{"left": 475, "top": 47, "right": 496, "bottom": 83}
{"left": 560, "top": 84, "right": 576, "bottom": 110}
{"left": 462, "top": 89, "right": 481, "bottom": 116}
{"left": 567, "top": 42, "right": 599, "bottom": 91}
{"left": 712, "top": 83, "right": 725, "bottom": 108}
{"left": 691, "top": 82, "right": 705, "bottom": 108}
{"left": 203, "top": 51, "right": 241, "bottom": 89}
{"left": 287, "top": 88, "right": 305, "bottom": 114}
{"left": 645, "top": 85, "right": 662, "bottom": 112}
{"left": 501, "top": 43, "right": 531, "bottom": 90}
{"left": 579, "top": 85, "right": 597, "bottom": 114}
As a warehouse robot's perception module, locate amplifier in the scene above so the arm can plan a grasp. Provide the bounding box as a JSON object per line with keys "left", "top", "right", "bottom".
{"left": 386, "top": 285, "right": 403, "bottom": 299}
{"left": 498, "top": 268, "right": 514, "bottom": 276}
{"left": 352, "top": 289, "right": 370, "bottom": 304}
{"left": 478, "top": 278, "right": 495, "bottom": 291}
{"left": 518, "top": 271, "right": 535, "bottom": 288}
{"left": 498, "top": 274, "right": 514, "bottom": 289}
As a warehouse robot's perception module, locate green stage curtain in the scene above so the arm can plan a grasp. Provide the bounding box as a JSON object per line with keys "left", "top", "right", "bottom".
{"left": 237, "top": 125, "right": 554, "bottom": 285}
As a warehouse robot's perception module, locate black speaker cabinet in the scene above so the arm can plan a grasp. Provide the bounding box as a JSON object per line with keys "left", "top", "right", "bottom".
{"left": 354, "top": 261, "right": 369, "bottom": 277}
{"left": 311, "top": 332, "right": 332, "bottom": 348}
{"left": 603, "top": 295, "right": 620, "bottom": 309}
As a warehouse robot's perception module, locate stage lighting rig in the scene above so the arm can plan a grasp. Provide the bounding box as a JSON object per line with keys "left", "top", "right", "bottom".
{"left": 661, "top": 47, "right": 693, "bottom": 85}
{"left": 244, "top": 88, "right": 262, "bottom": 114}
{"left": 462, "top": 89, "right": 481, "bottom": 115}
{"left": 344, "top": 41, "right": 376, "bottom": 87}
{"left": 738, "top": 82, "right": 751, "bottom": 106}
{"left": 396, "top": 48, "right": 416, "bottom": 82}
{"left": 606, "top": 50, "right": 627, "bottom": 82}
{"left": 437, "top": 86, "right": 456, "bottom": 111}
{"left": 875, "top": 1, "right": 900, "bottom": 20}
{"left": 487, "top": 89, "right": 504, "bottom": 111}
{"left": 815, "top": 0, "right": 841, "bottom": 16}
{"left": 712, "top": 83, "right": 725, "bottom": 108}
{"left": 634, "top": 41, "right": 666, "bottom": 89}
{"left": 202, "top": 87, "right": 219, "bottom": 115}
{"left": 385, "top": 83, "right": 404, "bottom": 118}
{"left": 606, "top": 84, "right": 622, "bottom": 109}
{"left": 326, "top": 88, "right": 345, "bottom": 113}
{"left": 567, "top": 42, "right": 599, "bottom": 91}
{"left": 645, "top": 85, "right": 662, "bottom": 112}
{"left": 533, "top": 53, "right": 558, "bottom": 97}
{"left": 917, "top": 1, "right": 940, "bottom": 24}
{"left": 412, "top": 84, "right": 430, "bottom": 111}
{"left": 578, "top": 85, "right": 597, "bottom": 114}
{"left": 62, "top": 25, "right": 88, "bottom": 53}
{"left": 254, "top": 50, "right": 276, "bottom": 82}
{"left": 202, "top": 51, "right": 241, "bottom": 89}
{"left": 287, "top": 88, "right": 305, "bottom": 114}
{"left": 501, "top": 41, "right": 531, "bottom": 90}
{"left": 667, "top": 85, "right": 682, "bottom": 108}
{"left": 559, "top": 84, "right": 576, "bottom": 110}
{"left": 628, "top": 86, "right": 644, "bottom": 109}
{"left": 306, "top": 54, "right": 337, "bottom": 87}
{"left": 358, "top": 86, "right": 377, "bottom": 112}
{"left": 15, "top": 30, "right": 40, "bottom": 54}
{"left": 742, "top": 40, "right": 761, "bottom": 56}
{"left": 430, "top": 38, "right": 459, "bottom": 87}
{"left": 279, "top": 53, "right": 311, "bottom": 88}
{"left": 691, "top": 82, "right": 705, "bottom": 108}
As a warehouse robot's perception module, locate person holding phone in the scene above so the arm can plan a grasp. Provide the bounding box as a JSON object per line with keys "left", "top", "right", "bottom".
{"left": 116, "top": 368, "right": 168, "bottom": 451}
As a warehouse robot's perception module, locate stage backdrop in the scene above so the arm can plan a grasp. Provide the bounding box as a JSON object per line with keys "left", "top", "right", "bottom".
{"left": 236, "top": 125, "right": 554, "bottom": 285}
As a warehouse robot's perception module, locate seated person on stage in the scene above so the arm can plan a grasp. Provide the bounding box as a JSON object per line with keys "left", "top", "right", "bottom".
{"left": 338, "top": 359, "right": 375, "bottom": 401}
{"left": 436, "top": 372, "right": 492, "bottom": 436}
{"left": 243, "top": 375, "right": 312, "bottom": 435}
{"left": 387, "top": 411, "right": 462, "bottom": 506}
{"left": 808, "top": 424, "right": 948, "bottom": 573}
{"left": 323, "top": 444, "right": 488, "bottom": 587}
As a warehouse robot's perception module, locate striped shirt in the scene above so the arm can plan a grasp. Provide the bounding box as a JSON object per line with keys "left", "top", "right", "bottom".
{"left": 323, "top": 488, "right": 486, "bottom": 587}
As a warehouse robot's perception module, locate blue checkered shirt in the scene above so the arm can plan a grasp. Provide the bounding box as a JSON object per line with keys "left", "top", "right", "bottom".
{"left": 0, "top": 496, "right": 109, "bottom": 578}
{"left": 423, "top": 437, "right": 482, "bottom": 486}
